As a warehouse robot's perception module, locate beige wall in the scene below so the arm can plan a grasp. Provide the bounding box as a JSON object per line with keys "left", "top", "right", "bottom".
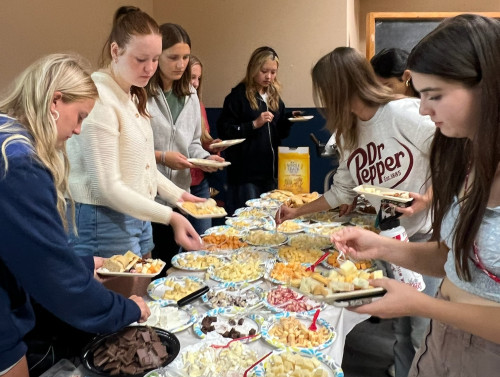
{"left": 0, "top": 0, "right": 153, "bottom": 91}
{"left": 153, "top": 0, "right": 350, "bottom": 107}
{"left": 1, "top": 0, "right": 499, "bottom": 107}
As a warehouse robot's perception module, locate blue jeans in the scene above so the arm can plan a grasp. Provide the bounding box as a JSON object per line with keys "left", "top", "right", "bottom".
{"left": 68, "top": 203, "right": 154, "bottom": 258}
{"left": 189, "top": 178, "right": 212, "bottom": 234}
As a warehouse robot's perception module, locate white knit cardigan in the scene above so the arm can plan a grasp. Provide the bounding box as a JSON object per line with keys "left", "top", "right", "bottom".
{"left": 66, "top": 71, "right": 184, "bottom": 224}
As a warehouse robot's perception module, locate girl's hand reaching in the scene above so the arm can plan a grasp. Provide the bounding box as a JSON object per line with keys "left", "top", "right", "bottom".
{"left": 170, "top": 212, "right": 203, "bottom": 250}
{"left": 275, "top": 204, "right": 297, "bottom": 224}
{"left": 330, "top": 226, "right": 385, "bottom": 261}
{"left": 129, "top": 295, "right": 151, "bottom": 323}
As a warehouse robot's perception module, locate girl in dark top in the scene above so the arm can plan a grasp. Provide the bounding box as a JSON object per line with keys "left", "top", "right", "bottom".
{"left": 216, "top": 46, "right": 296, "bottom": 215}
{"left": 370, "top": 48, "right": 418, "bottom": 97}
{"left": 0, "top": 53, "right": 149, "bottom": 377}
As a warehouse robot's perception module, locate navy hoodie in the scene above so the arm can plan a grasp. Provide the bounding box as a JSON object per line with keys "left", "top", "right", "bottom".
{"left": 0, "top": 116, "right": 140, "bottom": 370}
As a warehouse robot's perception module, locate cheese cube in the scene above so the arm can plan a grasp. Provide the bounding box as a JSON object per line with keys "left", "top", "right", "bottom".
{"left": 372, "top": 269, "right": 384, "bottom": 279}
{"left": 353, "top": 277, "right": 370, "bottom": 289}
{"left": 339, "top": 260, "right": 357, "bottom": 275}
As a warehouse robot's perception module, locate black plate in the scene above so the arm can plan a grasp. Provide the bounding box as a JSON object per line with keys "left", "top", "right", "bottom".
{"left": 80, "top": 326, "right": 180, "bottom": 377}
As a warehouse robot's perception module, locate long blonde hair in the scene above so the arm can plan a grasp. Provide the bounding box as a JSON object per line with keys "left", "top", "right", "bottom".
{"left": 312, "top": 47, "right": 397, "bottom": 154}
{"left": 0, "top": 53, "right": 98, "bottom": 229}
{"left": 189, "top": 55, "right": 212, "bottom": 145}
{"left": 243, "top": 46, "right": 282, "bottom": 111}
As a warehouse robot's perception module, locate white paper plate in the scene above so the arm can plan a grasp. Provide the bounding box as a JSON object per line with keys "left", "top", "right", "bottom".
{"left": 263, "top": 285, "right": 325, "bottom": 315}
{"left": 210, "top": 138, "right": 245, "bottom": 148}
{"left": 133, "top": 301, "right": 198, "bottom": 333}
{"left": 171, "top": 251, "right": 223, "bottom": 271}
{"left": 287, "top": 234, "right": 332, "bottom": 250}
{"left": 177, "top": 201, "right": 227, "bottom": 219}
{"left": 202, "top": 282, "right": 264, "bottom": 309}
{"left": 244, "top": 230, "right": 288, "bottom": 247}
{"left": 203, "top": 225, "right": 244, "bottom": 237}
{"left": 353, "top": 184, "right": 413, "bottom": 210}
{"left": 96, "top": 259, "right": 166, "bottom": 278}
{"left": 147, "top": 276, "right": 205, "bottom": 304}
{"left": 193, "top": 307, "right": 264, "bottom": 340}
{"left": 245, "top": 198, "right": 282, "bottom": 209}
{"left": 231, "top": 247, "right": 277, "bottom": 265}
{"left": 208, "top": 263, "right": 264, "bottom": 284}
{"left": 252, "top": 349, "right": 343, "bottom": 377}
{"left": 187, "top": 158, "right": 231, "bottom": 168}
{"left": 261, "top": 312, "right": 336, "bottom": 352}
{"left": 288, "top": 115, "right": 314, "bottom": 122}
{"left": 276, "top": 219, "right": 306, "bottom": 234}
{"left": 234, "top": 206, "right": 275, "bottom": 218}
{"left": 225, "top": 216, "right": 267, "bottom": 230}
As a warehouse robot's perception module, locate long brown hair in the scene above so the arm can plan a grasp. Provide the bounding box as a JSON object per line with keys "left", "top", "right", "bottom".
{"left": 311, "top": 47, "right": 397, "bottom": 155}
{"left": 408, "top": 14, "right": 500, "bottom": 281}
{"left": 146, "top": 23, "right": 192, "bottom": 98}
{"left": 99, "top": 6, "right": 160, "bottom": 116}
{"left": 242, "top": 46, "right": 282, "bottom": 112}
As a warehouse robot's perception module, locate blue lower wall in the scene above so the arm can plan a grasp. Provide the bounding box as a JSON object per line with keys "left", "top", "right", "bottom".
{"left": 205, "top": 108, "right": 338, "bottom": 194}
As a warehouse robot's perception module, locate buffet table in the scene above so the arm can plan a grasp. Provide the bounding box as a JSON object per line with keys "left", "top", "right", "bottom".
{"left": 163, "top": 267, "right": 370, "bottom": 367}
{"left": 76, "top": 193, "right": 378, "bottom": 376}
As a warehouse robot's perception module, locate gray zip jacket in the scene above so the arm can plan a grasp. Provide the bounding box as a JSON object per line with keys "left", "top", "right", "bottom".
{"left": 148, "top": 87, "right": 209, "bottom": 204}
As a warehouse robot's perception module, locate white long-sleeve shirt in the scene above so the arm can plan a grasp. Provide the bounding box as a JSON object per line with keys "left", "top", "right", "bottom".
{"left": 324, "top": 98, "right": 435, "bottom": 237}
{"left": 67, "top": 71, "right": 184, "bottom": 224}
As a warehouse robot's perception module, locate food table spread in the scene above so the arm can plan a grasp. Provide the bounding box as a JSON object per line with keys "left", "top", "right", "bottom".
{"left": 79, "top": 191, "right": 381, "bottom": 377}
{"left": 162, "top": 267, "right": 369, "bottom": 366}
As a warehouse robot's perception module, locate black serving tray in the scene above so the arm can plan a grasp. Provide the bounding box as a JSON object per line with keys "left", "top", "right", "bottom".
{"left": 80, "top": 326, "right": 180, "bottom": 377}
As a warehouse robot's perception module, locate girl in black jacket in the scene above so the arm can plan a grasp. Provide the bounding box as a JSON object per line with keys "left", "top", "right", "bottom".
{"left": 217, "top": 46, "right": 295, "bottom": 215}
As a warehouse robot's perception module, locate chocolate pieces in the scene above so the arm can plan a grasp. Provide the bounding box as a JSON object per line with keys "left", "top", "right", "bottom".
{"left": 92, "top": 327, "right": 169, "bottom": 375}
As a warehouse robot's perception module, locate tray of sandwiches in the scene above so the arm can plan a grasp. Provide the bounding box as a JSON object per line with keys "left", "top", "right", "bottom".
{"left": 97, "top": 251, "right": 166, "bottom": 277}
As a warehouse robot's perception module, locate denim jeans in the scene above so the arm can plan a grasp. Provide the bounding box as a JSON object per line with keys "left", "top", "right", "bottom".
{"left": 189, "top": 178, "right": 212, "bottom": 234}
{"left": 68, "top": 203, "right": 154, "bottom": 258}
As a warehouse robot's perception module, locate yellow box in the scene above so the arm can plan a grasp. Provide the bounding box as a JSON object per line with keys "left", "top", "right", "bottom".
{"left": 278, "top": 146, "right": 310, "bottom": 194}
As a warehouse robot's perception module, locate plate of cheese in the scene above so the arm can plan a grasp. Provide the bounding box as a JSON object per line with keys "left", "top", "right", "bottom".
{"left": 178, "top": 198, "right": 227, "bottom": 218}
{"left": 96, "top": 251, "right": 165, "bottom": 277}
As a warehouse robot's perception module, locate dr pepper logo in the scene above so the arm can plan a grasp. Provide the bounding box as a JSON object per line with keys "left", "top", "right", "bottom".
{"left": 347, "top": 139, "right": 413, "bottom": 188}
